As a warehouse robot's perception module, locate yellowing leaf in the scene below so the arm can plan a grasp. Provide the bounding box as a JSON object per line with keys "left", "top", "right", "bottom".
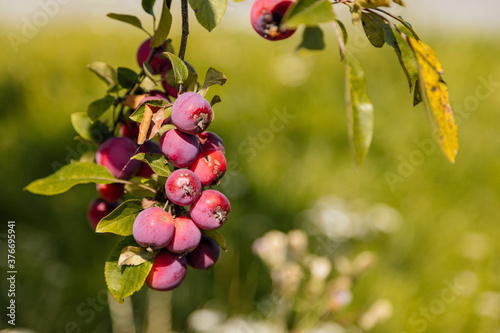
{"left": 409, "top": 38, "right": 458, "bottom": 163}
{"left": 355, "top": 0, "right": 392, "bottom": 8}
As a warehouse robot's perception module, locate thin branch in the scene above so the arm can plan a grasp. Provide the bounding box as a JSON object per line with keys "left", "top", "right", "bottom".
{"left": 179, "top": 0, "right": 189, "bottom": 61}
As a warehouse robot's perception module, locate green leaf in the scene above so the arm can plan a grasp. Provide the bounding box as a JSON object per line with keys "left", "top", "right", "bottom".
{"left": 345, "top": 50, "right": 374, "bottom": 167}
{"left": 105, "top": 236, "right": 154, "bottom": 303}
{"left": 71, "top": 112, "right": 108, "bottom": 143}
{"left": 361, "top": 12, "right": 385, "bottom": 48}
{"left": 117, "top": 67, "right": 141, "bottom": 89}
{"left": 142, "top": 0, "right": 156, "bottom": 17}
{"left": 71, "top": 112, "right": 93, "bottom": 141}
{"left": 382, "top": 24, "right": 419, "bottom": 92}
{"left": 201, "top": 229, "right": 227, "bottom": 251}
{"left": 125, "top": 177, "right": 159, "bottom": 197}
{"left": 119, "top": 246, "right": 157, "bottom": 266}
{"left": 96, "top": 200, "right": 143, "bottom": 236}
{"left": 283, "top": 0, "right": 336, "bottom": 29}
{"left": 163, "top": 52, "right": 189, "bottom": 85}
{"left": 198, "top": 67, "right": 227, "bottom": 97}
{"left": 107, "top": 13, "right": 145, "bottom": 31}
{"left": 25, "top": 162, "right": 116, "bottom": 196}
{"left": 87, "top": 62, "right": 117, "bottom": 89}
{"left": 336, "top": 19, "right": 348, "bottom": 44}
{"left": 297, "top": 26, "right": 325, "bottom": 52}
{"left": 88, "top": 95, "right": 115, "bottom": 121}
{"left": 210, "top": 95, "right": 221, "bottom": 107}
{"left": 188, "top": 0, "right": 227, "bottom": 32}
{"left": 409, "top": 38, "right": 458, "bottom": 163}
{"left": 131, "top": 153, "right": 171, "bottom": 177}
{"left": 130, "top": 99, "right": 170, "bottom": 123}
{"left": 143, "top": 64, "right": 157, "bottom": 85}
{"left": 151, "top": 0, "right": 173, "bottom": 48}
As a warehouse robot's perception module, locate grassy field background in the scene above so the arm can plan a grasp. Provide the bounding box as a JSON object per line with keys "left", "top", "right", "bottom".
{"left": 1, "top": 5, "right": 500, "bottom": 332}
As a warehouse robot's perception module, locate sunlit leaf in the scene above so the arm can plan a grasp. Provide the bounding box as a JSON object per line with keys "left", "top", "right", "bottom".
{"left": 151, "top": 0, "right": 172, "bottom": 47}
{"left": 131, "top": 153, "right": 171, "bottom": 177}
{"left": 142, "top": 0, "right": 156, "bottom": 17}
{"left": 87, "top": 62, "right": 117, "bottom": 89}
{"left": 163, "top": 52, "right": 189, "bottom": 85}
{"left": 355, "top": 0, "right": 391, "bottom": 8}
{"left": 345, "top": 50, "right": 374, "bottom": 166}
{"left": 117, "top": 67, "right": 141, "bottom": 89}
{"left": 361, "top": 12, "right": 385, "bottom": 48}
{"left": 382, "top": 24, "right": 419, "bottom": 92}
{"left": 96, "top": 200, "right": 143, "bottom": 236}
{"left": 105, "top": 236, "right": 154, "bottom": 303}
{"left": 107, "top": 13, "right": 145, "bottom": 31}
{"left": 297, "top": 26, "right": 325, "bottom": 52}
{"left": 25, "top": 163, "right": 116, "bottom": 195}
{"left": 119, "top": 246, "right": 157, "bottom": 266}
{"left": 188, "top": 0, "right": 227, "bottom": 32}
{"left": 198, "top": 67, "right": 227, "bottom": 97}
{"left": 88, "top": 95, "right": 115, "bottom": 121}
{"left": 282, "top": 0, "right": 336, "bottom": 29}
{"left": 409, "top": 38, "right": 458, "bottom": 163}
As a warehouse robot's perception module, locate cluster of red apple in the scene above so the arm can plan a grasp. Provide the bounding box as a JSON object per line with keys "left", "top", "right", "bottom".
{"left": 87, "top": 38, "right": 230, "bottom": 291}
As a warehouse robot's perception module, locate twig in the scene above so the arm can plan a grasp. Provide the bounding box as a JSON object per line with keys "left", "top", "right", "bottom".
{"left": 179, "top": 0, "right": 189, "bottom": 61}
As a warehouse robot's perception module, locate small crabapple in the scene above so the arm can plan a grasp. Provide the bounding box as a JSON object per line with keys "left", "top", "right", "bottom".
{"left": 96, "top": 137, "right": 141, "bottom": 179}
{"left": 137, "top": 38, "right": 171, "bottom": 74}
{"left": 167, "top": 216, "right": 202, "bottom": 254}
{"left": 198, "top": 131, "right": 225, "bottom": 153}
{"left": 190, "top": 189, "right": 231, "bottom": 230}
{"left": 250, "top": 0, "right": 296, "bottom": 41}
{"left": 161, "top": 67, "right": 179, "bottom": 98}
{"left": 171, "top": 92, "right": 212, "bottom": 135}
{"left": 187, "top": 235, "right": 220, "bottom": 270}
{"left": 119, "top": 121, "right": 140, "bottom": 141}
{"left": 160, "top": 129, "right": 200, "bottom": 168}
{"left": 146, "top": 250, "right": 187, "bottom": 291}
{"left": 132, "top": 207, "right": 175, "bottom": 250}
{"left": 189, "top": 149, "right": 227, "bottom": 186}
{"left": 165, "top": 169, "right": 202, "bottom": 206}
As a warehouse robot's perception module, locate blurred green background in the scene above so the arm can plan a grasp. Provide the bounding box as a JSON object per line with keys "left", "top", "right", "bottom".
{"left": 1, "top": 1, "right": 500, "bottom": 332}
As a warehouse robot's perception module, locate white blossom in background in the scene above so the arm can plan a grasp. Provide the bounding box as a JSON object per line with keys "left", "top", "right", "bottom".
{"left": 271, "top": 262, "right": 303, "bottom": 295}
{"left": 253, "top": 230, "right": 288, "bottom": 269}
{"left": 288, "top": 229, "right": 308, "bottom": 260}
{"left": 358, "top": 299, "right": 393, "bottom": 330}
{"left": 307, "top": 256, "right": 332, "bottom": 281}
{"left": 474, "top": 292, "right": 500, "bottom": 319}
{"left": 205, "top": 195, "right": 400, "bottom": 332}
{"left": 301, "top": 195, "right": 401, "bottom": 241}
{"left": 188, "top": 308, "right": 226, "bottom": 332}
